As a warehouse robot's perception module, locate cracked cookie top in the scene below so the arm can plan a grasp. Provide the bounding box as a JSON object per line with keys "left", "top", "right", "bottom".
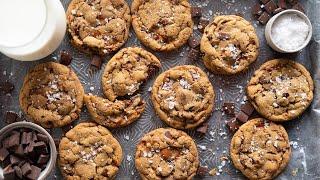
{"left": 66, "top": 0, "right": 131, "bottom": 55}
{"left": 102, "top": 47, "right": 161, "bottom": 101}
{"left": 84, "top": 94, "right": 146, "bottom": 128}
{"left": 151, "top": 65, "right": 214, "bottom": 129}
{"left": 131, "top": 0, "right": 193, "bottom": 51}
{"left": 19, "top": 62, "right": 84, "bottom": 128}
{"left": 230, "top": 118, "right": 291, "bottom": 180}
{"left": 200, "top": 15, "right": 259, "bottom": 75}
{"left": 59, "top": 122, "right": 123, "bottom": 179}
{"left": 135, "top": 128, "right": 199, "bottom": 180}
{"left": 247, "top": 59, "right": 314, "bottom": 121}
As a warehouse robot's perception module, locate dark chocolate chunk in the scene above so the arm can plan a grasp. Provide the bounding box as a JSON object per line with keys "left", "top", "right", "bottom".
{"left": 273, "top": 7, "right": 284, "bottom": 14}
{"left": 236, "top": 111, "right": 249, "bottom": 123}
{"left": 33, "top": 141, "right": 48, "bottom": 154}
{"left": 21, "top": 162, "right": 32, "bottom": 176}
{"left": 91, "top": 55, "right": 103, "bottom": 68}
{"left": 36, "top": 133, "right": 49, "bottom": 143}
{"left": 14, "top": 144, "right": 24, "bottom": 156}
{"left": 191, "top": 7, "right": 202, "bottom": 18}
{"left": 188, "top": 48, "right": 200, "bottom": 61}
{"left": 59, "top": 50, "right": 72, "bottom": 66}
{"left": 164, "top": 131, "right": 173, "bottom": 139}
{"left": 287, "top": 0, "right": 298, "bottom": 5}
{"left": 198, "top": 18, "right": 209, "bottom": 33}
{"left": 292, "top": 3, "right": 304, "bottom": 13}
{"left": 222, "top": 102, "right": 235, "bottom": 115}
{"left": 278, "top": 0, "right": 287, "bottom": 9}
{"left": 32, "top": 131, "right": 38, "bottom": 142}
{"left": 264, "top": 0, "right": 277, "bottom": 14}
{"left": 197, "top": 166, "right": 208, "bottom": 176}
{"left": 196, "top": 123, "right": 208, "bottom": 134}
{"left": 188, "top": 36, "right": 200, "bottom": 48}
{"left": 26, "top": 165, "right": 41, "bottom": 180}
{"left": 6, "top": 132, "right": 20, "bottom": 148}
{"left": 10, "top": 155, "right": 21, "bottom": 165}
{"left": 227, "top": 118, "right": 240, "bottom": 132}
{"left": 37, "top": 154, "right": 50, "bottom": 164}
{"left": 240, "top": 102, "right": 255, "bottom": 116}
{"left": 3, "top": 165, "right": 15, "bottom": 180}
{"left": 24, "top": 144, "right": 34, "bottom": 154}
{"left": 217, "top": 32, "right": 230, "bottom": 40}
{"left": 0, "top": 81, "right": 14, "bottom": 94}
{"left": 0, "top": 148, "right": 9, "bottom": 161}
{"left": 14, "top": 166, "right": 23, "bottom": 179}
{"left": 21, "top": 131, "right": 32, "bottom": 145}
{"left": 260, "top": 0, "right": 270, "bottom": 4}
{"left": 258, "top": 12, "right": 271, "bottom": 24}
{"left": 5, "top": 111, "right": 18, "bottom": 124}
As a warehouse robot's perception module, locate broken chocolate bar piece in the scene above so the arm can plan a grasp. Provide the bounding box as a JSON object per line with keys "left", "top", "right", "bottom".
{"left": 240, "top": 102, "right": 255, "bottom": 116}
{"left": 264, "top": 0, "right": 277, "bottom": 14}
{"left": 287, "top": 0, "right": 298, "bottom": 5}
{"left": 227, "top": 117, "right": 240, "bottom": 132}
{"left": 278, "top": 0, "right": 287, "bottom": 9}
{"left": 37, "top": 154, "right": 50, "bottom": 164}
{"left": 191, "top": 7, "right": 202, "bottom": 18}
{"left": 3, "top": 165, "right": 15, "bottom": 180}
{"left": 188, "top": 36, "right": 200, "bottom": 48}
{"left": 273, "top": 7, "right": 284, "bottom": 14}
{"left": 252, "top": 3, "right": 263, "bottom": 16}
{"left": 198, "top": 18, "right": 209, "bottom": 33}
{"left": 260, "top": 0, "right": 270, "bottom": 4}
{"left": 33, "top": 141, "right": 48, "bottom": 154}
{"left": 222, "top": 102, "right": 235, "bottom": 115}
{"left": 21, "top": 162, "right": 32, "bottom": 176}
{"left": 236, "top": 111, "right": 249, "bottom": 123}
{"left": 258, "top": 12, "right": 271, "bottom": 24}
{"left": 21, "top": 131, "right": 32, "bottom": 145}
{"left": 188, "top": 48, "right": 200, "bottom": 61}
{"left": 14, "top": 144, "right": 24, "bottom": 156}
{"left": 196, "top": 123, "right": 208, "bottom": 134}
{"left": 91, "top": 55, "right": 103, "bottom": 68}
{"left": 14, "top": 166, "right": 23, "bottom": 179}
{"left": 59, "top": 50, "right": 73, "bottom": 66}
{"left": 10, "top": 155, "right": 21, "bottom": 165}
{"left": 292, "top": 3, "right": 304, "bottom": 13}
{"left": 37, "top": 133, "right": 49, "bottom": 143}
{"left": 26, "top": 165, "right": 41, "bottom": 180}
{"left": 197, "top": 166, "right": 208, "bottom": 176}
{"left": 0, "top": 148, "right": 9, "bottom": 161}
{"left": 5, "top": 111, "right": 18, "bottom": 124}
{"left": 6, "top": 132, "right": 20, "bottom": 148}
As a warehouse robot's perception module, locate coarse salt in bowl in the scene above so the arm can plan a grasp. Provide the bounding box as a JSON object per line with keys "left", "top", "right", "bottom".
{"left": 265, "top": 9, "right": 312, "bottom": 53}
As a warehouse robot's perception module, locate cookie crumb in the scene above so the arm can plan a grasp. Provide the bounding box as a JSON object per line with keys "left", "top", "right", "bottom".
{"left": 208, "top": 168, "right": 217, "bottom": 176}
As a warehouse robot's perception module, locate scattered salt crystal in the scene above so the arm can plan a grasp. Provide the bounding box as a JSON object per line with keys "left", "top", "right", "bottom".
{"left": 198, "top": 145, "right": 207, "bottom": 151}
{"left": 89, "top": 86, "right": 94, "bottom": 91}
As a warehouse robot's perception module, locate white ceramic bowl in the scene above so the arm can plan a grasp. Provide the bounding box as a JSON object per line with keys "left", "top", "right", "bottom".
{"left": 265, "top": 9, "right": 312, "bottom": 53}
{"left": 0, "top": 122, "right": 57, "bottom": 180}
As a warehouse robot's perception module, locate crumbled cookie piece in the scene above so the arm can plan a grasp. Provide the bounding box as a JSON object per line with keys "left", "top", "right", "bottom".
{"left": 200, "top": 15, "right": 259, "bottom": 75}
{"left": 230, "top": 118, "right": 291, "bottom": 179}
{"left": 247, "top": 59, "right": 314, "bottom": 121}
{"left": 66, "top": 0, "right": 131, "bottom": 54}
{"left": 135, "top": 128, "right": 199, "bottom": 179}
{"left": 59, "top": 122, "right": 123, "bottom": 179}
{"left": 19, "top": 62, "right": 84, "bottom": 128}
{"left": 84, "top": 94, "right": 145, "bottom": 128}
{"left": 102, "top": 47, "right": 161, "bottom": 101}
{"left": 131, "top": 0, "right": 193, "bottom": 51}
{"left": 151, "top": 65, "right": 215, "bottom": 129}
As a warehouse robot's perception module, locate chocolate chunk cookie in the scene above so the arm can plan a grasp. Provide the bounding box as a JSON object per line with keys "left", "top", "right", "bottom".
{"left": 131, "top": 0, "right": 193, "bottom": 51}
{"left": 230, "top": 118, "right": 291, "bottom": 180}
{"left": 247, "top": 59, "right": 314, "bottom": 121}
{"left": 66, "top": 0, "right": 131, "bottom": 55}
{"left": 59, "top": 122, "right": 123, "bottom": 179}
{"left": 200, "top": 15, "right": 259, "bottom": 75}
{"left": 135, "top": 128, "right": 199, "bottom": 179}
{"left": 102, "top": 47, "right": 161, "bottom": 101}
{"left": 84, "top": 94, "right": 146, "bottom": 128}
{"left": 19, "top": 62, "right": 84, "bottom": 128}
{"left": 151, "top": 65, "right": 215, "bottom": 129}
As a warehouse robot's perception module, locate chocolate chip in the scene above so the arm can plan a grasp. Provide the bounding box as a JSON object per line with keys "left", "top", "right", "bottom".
{"left": 252, "top": 3, "right": 263, "bottom": 16}
{"left": 14, "top": 166, "right": 23, "bottom": 179}
{"left": 160, "top": 148, "right": 172, "bottom": 160}
{"left": 26, "top": 165, "right": 41, "bottom": 180}
{"left": 292, "top": 3, "right": 304, "bottom": 13}
{"left": 0, "top": 81, "right": 14, "bottom": 94}
{"left": 164, "top": 131, "right": 173, "bottom": 139}
{"left": 197, "top": 166, "right": 208, "bottom": 176}
{"left": 278, "top": 0, "right": 287, "bottom": 9}
{"left": 0, "top": 148, "right": 9, "bottom": 161}
{"left": 91, "top": 55, "right": 103, "bottom": 68}
{"left": 240, "top": 102, "right": 255, "bottom": 116}
{"left": 3, "top": 165, "right": 15, "bottom": 180}
{"left": 273, "top": 7, "right": 284, "bottom": 14}
{"left": 264, "top": 0, "right": 278, "bottom": 14}
{"left": 258, "top": 12, "right": 271, "bottom": 24}
{"left": 59, "top": 50, "right": 72, "bottom": 66}
{"left": 188, "top": 36, "right": 200, "bottom": 48}
{"left": 37, "top": 154, "right": 50, "bottom": 164}
{"left": 191, "top": 7, "right": 202, "bottom": 18}
{"left": 196, "top": 123, "right": 208, "bottom": 134}
{"left": 188, "top": 48, "right": 200, "bottom": 61}
{"left": 260, "top": 0, "right": 270, "bottom": 4}
{"left": 227, "top": 118, "right": 240, "bottom": 132}
{"left": 5, "top": 111, "right": 18, "bottom": 124}
{"left": 217, "top": 32, "right": 230, "bottom": 40}
{"left": 21, "top": 162, "right": 32, "bottom": 176}
{"left": 198, "top": 18, "right": 209, "bottom": 33}
{"left": 222, "top": 102, "right": 235, "bottom": 115}
{"left": 236, "top": 111, "right": 249, "bottom": 123}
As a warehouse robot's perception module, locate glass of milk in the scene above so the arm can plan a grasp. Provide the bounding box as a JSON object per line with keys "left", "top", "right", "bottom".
{"left": 0, "top": 0, "right": 66, "bottom": 61}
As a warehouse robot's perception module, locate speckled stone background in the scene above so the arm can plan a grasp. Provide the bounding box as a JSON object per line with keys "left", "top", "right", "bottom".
{"left": 1, "top": 0, "right": 320, "bottom": 179}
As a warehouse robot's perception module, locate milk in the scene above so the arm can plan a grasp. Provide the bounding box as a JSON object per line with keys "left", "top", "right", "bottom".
{"left": 0, "top": 0, "right": 66, "bottom": 61}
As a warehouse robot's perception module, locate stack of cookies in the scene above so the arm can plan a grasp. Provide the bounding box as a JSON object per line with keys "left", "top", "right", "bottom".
{"left": 14, "top": 0, "right": 314, "bottom": 179}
